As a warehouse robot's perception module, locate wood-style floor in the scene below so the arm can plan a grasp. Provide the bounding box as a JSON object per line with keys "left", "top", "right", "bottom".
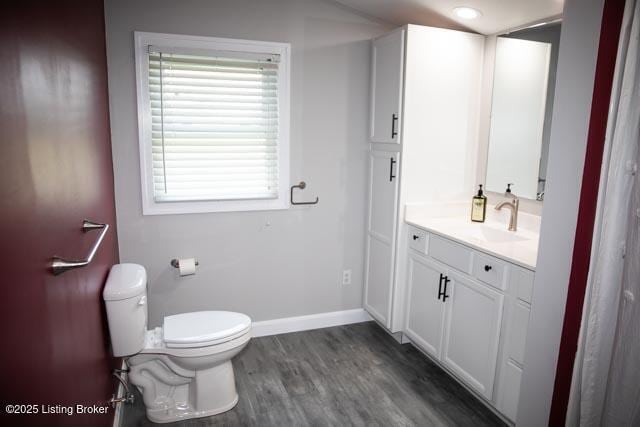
{"left": 122, "top": 321, "right": 506, "bottom": 426}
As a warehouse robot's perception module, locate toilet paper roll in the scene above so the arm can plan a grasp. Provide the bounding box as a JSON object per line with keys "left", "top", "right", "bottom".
{"left": 178, "top": 258, "right": 196, "bottom": 276}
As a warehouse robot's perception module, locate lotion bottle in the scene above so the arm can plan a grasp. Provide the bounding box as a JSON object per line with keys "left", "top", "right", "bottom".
{"left": 471, "top": 184, "right": 487, "bottom": 223}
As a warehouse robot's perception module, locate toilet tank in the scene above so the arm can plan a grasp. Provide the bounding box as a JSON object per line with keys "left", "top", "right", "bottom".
{"left": 103, "top": 264, "right": 148, "bottom": 357}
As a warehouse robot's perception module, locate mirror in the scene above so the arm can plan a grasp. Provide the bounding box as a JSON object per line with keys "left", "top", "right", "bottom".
{"left": 485, "top": 22, "right": 561, "bottom": 201}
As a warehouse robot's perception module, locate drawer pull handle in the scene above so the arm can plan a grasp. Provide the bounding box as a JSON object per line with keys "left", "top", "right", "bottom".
{"left": 389, "top": 157, "right": 397, "bottom": 182}
{"left": 438, "top": 274, "right": 450, "bottom": 302}
{"left": 391, "top": 113, "right": 398, "bottom": 138}
{"left": 442, "top": 276, "right": 450, "bottom": 302}
{"left": 484, "top": 265, "right": 493, "bottom": 272}
{"left": 413, "top": 235, "right": 419, "bottom": 240}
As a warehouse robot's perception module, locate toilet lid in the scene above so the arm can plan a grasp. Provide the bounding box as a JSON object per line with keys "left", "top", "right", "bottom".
{"left": 163, "top": 311, "right": 251, "bottom": 348}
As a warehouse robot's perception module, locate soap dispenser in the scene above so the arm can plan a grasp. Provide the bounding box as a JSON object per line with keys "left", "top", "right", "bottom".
{"left": 471, "top": 184, "right": 487, "bottom": 223}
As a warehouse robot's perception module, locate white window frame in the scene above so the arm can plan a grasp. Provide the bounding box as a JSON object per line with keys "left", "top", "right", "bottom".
{"left": 134, "top": 31, "right": 291, "bottom": 215}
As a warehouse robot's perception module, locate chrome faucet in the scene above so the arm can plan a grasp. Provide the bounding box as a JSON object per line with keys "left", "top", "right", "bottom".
{"left": 495, "top": 184, "right": 519, "bottom": 231}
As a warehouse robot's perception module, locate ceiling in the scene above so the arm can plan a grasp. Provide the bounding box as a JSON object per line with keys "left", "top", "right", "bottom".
{"left": 332, "top": 0, "right": 564, "bottom": 35}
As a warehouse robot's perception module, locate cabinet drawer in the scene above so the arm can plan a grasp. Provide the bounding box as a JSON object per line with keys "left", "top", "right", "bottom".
{"left": 513, "top": 267, "right": 535, "bottom": 303}
{"left": 472, "top": 253, "right": 506, "bottom": 290}
{"left": 408, "top": 226, "right": 428, "bottom": 254}
{"left": 429, "top": 235, "right": 472, "bottom": 274}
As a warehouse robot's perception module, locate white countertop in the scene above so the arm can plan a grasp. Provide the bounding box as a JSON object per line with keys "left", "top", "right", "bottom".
{"left": 405, "top": 204, "right": 540, "bottom": 270}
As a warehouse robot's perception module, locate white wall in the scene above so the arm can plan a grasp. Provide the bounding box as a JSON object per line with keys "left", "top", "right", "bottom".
{"left": 517, "top": 0, "right": 605, "bottom": 424}
{"left": 104, "top": 0, "right": 391, "bottom": 326}
{"left": 402, "top": 25, "right": 485, "bottom": 205}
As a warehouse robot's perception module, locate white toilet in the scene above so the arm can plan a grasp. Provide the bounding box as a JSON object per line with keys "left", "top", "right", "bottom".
{"left": 103, "top": 263, "right": 251, "bottom": 423}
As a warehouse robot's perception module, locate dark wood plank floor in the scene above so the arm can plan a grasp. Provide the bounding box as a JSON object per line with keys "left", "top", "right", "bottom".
{"left": 122, "top": 321, "right": 506, "bottom": 426}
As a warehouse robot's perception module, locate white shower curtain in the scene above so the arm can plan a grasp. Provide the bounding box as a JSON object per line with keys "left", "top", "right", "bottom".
{"left": 566, "top": 0, "right": 640, "bottom": 425}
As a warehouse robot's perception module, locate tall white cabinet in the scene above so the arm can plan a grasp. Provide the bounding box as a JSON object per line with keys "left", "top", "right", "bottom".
{"left": 370, "top": 28, "right": 404, "bottom": 144}
{"left": 364, "top": 25, "right": 485, "bottom": 331}
{"left": 364, "top": 150, "right": 400, "bottom": 324}
{"left": 364, "top": 28, "right": 405, "bottom": 326}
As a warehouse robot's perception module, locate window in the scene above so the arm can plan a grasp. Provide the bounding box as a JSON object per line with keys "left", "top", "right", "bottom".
{"left": 134, "top": 32, "right": 290, "bottom": 214}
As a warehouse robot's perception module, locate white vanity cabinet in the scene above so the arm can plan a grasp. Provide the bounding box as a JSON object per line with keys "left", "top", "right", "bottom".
{"left": 363, "top": 25, "right": 484, "bottom": 331}
{"left": 405, "top": 249, "right": 504, "bottom": 400}
{"left": 404, "top": 224, "right": 535, "bottom": 422}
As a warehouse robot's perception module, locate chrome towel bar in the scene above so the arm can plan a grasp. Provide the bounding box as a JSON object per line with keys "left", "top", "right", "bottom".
{"left": 50, "top": 219, "right": 109, "bottom": 276}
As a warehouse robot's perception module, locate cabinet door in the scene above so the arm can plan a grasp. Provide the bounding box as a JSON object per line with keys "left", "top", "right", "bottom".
{"left": 404, "top": 253, "right": 447, "bottom": 358}
{"left": 371, "top": 29, "right": 404, "bottom": 143}
{"left": 364, "top": 150, "right": 400, "bottom": 327}
{"left": 442, "top": 272, "right": 504, "bottom": 400}
{"left": 496, "top": 300, "right": 532, "bottom": 421}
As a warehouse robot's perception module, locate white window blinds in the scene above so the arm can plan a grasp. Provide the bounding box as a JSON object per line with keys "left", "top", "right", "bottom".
{"left": 148, "top": 48, "right": 280, "bottom": 202}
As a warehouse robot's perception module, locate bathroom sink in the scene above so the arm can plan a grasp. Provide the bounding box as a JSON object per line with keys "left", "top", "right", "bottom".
{"left": 457, "top": 224, "right": 531, "bottom": 244}
{"left": 405, "top": 213, "right": 540, "bottom": 269}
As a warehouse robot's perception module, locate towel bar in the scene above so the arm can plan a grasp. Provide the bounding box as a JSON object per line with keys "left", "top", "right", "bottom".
{"left": 50, "top": 219, "right": 109, "bottom": 276}
{"left": 290, "top": 181, "right": 319, "bottom": 205}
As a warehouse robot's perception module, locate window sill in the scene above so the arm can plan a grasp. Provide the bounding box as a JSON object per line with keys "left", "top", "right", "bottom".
{"left": 141, "top": 198, "right": 290, "bottom": 216}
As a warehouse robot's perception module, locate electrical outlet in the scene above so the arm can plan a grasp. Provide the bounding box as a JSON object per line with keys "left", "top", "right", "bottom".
{"left": 342, "top": 269, "right": 352, "bottom": 285}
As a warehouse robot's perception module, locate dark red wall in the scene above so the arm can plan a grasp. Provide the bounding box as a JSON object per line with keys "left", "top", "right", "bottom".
{"left": 0, "top": 1, "right": 119, "bottom": 426}
{"left": 549, "top": 0, "right": 626, "bottom": 424}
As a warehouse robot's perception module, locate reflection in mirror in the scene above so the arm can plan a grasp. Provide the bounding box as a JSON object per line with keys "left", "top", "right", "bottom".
{"left": 485, "top": 22, "right": 561, "bottom": 201}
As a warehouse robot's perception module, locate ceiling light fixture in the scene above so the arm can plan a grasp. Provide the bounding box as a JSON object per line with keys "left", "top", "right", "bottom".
{"left": 453, "top": 7, "right": 482, "bottom": 20}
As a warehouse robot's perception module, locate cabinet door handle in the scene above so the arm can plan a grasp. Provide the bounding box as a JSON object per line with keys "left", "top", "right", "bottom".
{"left": 438, "top": 273, "right": 445, "bottom": 301}
{"left": 442, "top": 276, "right": 451, "bottom": 302}
{"left": 389, "top": 157, "right": 396, "bottom": 182}
{"left": 484, "top": 265, "right": 492, "bottom": 272}
{"left": 391, "top": 113, "right": 398, "bottom": 139}
{"left": 412, "top": 235, "right": 419, "bottom": 240}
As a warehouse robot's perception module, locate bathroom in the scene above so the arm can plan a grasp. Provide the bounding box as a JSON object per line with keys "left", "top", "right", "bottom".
{"left": 1, "top": 0, "right": 638, "bottom": 425}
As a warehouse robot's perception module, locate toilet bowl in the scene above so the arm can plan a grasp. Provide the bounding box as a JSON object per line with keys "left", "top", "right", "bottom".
{"left": 103, "top": 264, "right": 251, "bottom": 423}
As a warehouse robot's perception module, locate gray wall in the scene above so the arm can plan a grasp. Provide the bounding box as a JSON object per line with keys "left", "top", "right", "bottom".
{"left": 104, "top": 0, "right": 391, "bottom": 326}
{"left": 517, "top": 0, "right": 604, "bottom": 423}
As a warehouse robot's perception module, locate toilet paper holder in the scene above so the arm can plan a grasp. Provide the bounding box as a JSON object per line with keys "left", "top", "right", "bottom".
{"left": 170, "top": 259, "right": 199, "bottom": 268}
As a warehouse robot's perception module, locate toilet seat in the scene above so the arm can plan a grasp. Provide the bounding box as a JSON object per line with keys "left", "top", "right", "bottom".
{"left": 140, "top": 327, "right": 251, "bottom": 358}
{"left": 138, "top": 311, "right": 252, "bottom": 358}
{"left": 163, "top": 311, "right": 252, "bottom": 348}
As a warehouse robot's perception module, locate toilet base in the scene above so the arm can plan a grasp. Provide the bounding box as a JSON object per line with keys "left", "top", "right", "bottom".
{"left": 131, "top": 358, "right": 241, "bottom": 424}
{"left": 126, "top": 327, "right": 251, "bottom": 424}
{"left": 146, "top": 392, "right": 239, "bottom": 424}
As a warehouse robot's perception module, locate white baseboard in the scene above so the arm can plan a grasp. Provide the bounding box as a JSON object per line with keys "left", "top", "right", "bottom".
{"left": 251, "top": 308, "right": 372, "bottom": 337}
